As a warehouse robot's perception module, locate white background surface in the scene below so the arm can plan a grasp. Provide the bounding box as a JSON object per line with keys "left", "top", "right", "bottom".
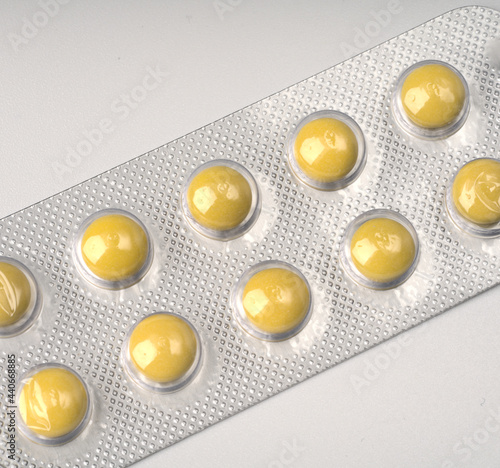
{"left": 1, "top": 1, "right": 500, "bottom": 467}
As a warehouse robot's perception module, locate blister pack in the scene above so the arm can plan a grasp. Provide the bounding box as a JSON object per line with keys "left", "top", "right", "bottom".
{"left": 1, "top": 5, "right": 500, "bottom": 468}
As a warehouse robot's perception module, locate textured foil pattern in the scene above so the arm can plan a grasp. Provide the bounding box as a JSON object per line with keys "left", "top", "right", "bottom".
{"left": 1, "top": 6, "right": 500, "bottom": 467}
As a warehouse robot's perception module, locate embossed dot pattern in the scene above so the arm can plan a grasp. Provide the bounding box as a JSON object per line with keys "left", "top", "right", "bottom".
{"left": 1, "top": 7, "right": 500, "bottom": 468}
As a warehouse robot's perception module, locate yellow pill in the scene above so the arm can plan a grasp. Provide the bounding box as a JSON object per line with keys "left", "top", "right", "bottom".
{"left": 0, "top": 262, "right": 32, "bottom": 327}
{"left": 294, "top": 118, "right": 358, "bottom": 183}
{"left": 401, "top": 63, "right": 466, "bottom": 129}
{"left": 81, "top": 213, "right": 149, "bottom": 283}
{"left": 129, "top": 314, "right": 198, "bottom": 384}
{"left": 242, "top": 268, "right": 310, "bottom": 336}
{"left": 19, "top": 367, "right": 88, "bottom": 440}
{"left": 452, "top": 159, "right": 500, "bottom": 226}
{"left": 350, "top": 218, "right": 416, "bottom": 283}
{"left": 186, "top": 165, "right": 252, "bottom": 231}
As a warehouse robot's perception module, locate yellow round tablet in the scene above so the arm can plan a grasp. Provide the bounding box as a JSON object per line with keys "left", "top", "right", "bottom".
{"left": 242, "top": 267, "right": 310, "bottom": 336}
{"left": 350, "top": 218, "right": 416, "bottom": 283}
{"left": 294, "top": 118, "right": 358, "bottom": 183}
{"left": 19, "top": 367, "right": 88, "bottom": 440}
{"left": 128, "top": 314, "right": 198, "bottom": 384}
{"left": 401, "top": 63, "right": 466, "bottom": 129}
{"left": 0, "top": 262, "right": 32, "bottom": 327}
{"left": 186, "top": 165, "right": 252, "bottom": 231}
{"left": 80, "top": 213, "right": 149, "bottom": 283}
{"left": 452, "top": 159, "right": 500, "bottom": 226}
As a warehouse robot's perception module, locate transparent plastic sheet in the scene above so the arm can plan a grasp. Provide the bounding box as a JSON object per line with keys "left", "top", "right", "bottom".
{"left": 0, "top": 6, "right": 499, "bottom": 467}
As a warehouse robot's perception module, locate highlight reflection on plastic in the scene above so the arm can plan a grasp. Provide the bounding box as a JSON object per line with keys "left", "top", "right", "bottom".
{"left": 129, "top": 314, "right": 198, "bottom": 383}
{"left": 350, "top": 218, "right": 416, "bottom": 283}
{"left": 0, "top": 262, "right": 31, "bottom": 327}
{"left": 186, "top": 165, "right": 252, "bottom": 231}
{"left": 294, "top": 118, "right": 358, "bottom": 183}
{"left": 242, "top": 268, "right": 310, "bottom": 336}
{"left": 19, "top": 367, "right": 88, "bottom": 439}
{"left": 401, "top": 63, "right": 465, "bottom": 128}
{"left": 452, "top": 159, "right": 500, "bottom": 225}
{"left": 81, "top": 213, "right": 149, "bottom": 282}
